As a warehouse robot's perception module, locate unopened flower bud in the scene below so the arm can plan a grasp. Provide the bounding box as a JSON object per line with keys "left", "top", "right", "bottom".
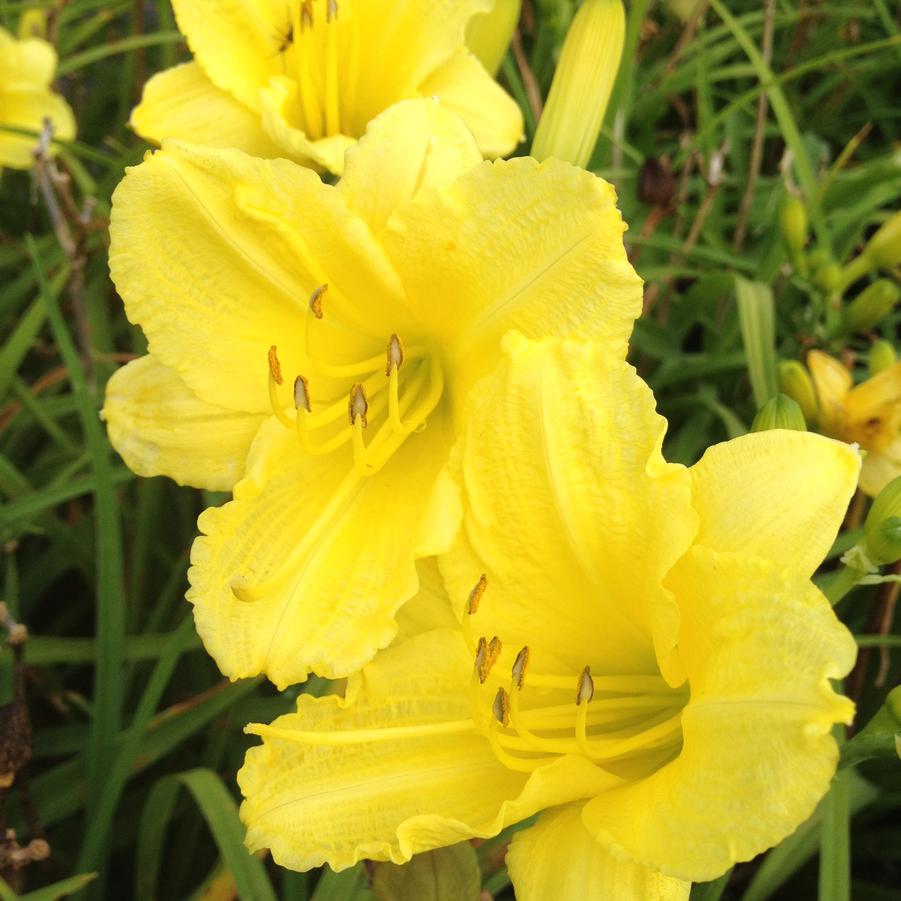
{"left": 18, "top": 9, "right": 47, "bottom": 39}
{"left": 864, "top": 209, "right": 901, "bottom": 271}
{"left": 751, "top": 394, "right": 807, "bottom": 433}
{"left": 637, "top": 157, "right": 675, "bottom": 207}
{"left": 807, "top": 248, "right": 832, "bottom": 273}
{"left": 777, "top": 361, "right": 818, "bottom": 425}
{"left": 466, "top": 0, "right": 522, "bottom": 76}
{"left": 778, "top": 194, "right": 808, "bottom": 261}
{"left": 863, "top": 475, "right": 901, "bottom": 565}
{"left": 869, "top": 339, "right": 897, "bottom": 376}
{"left": 815, "top": 261, "right": 842, "bottom": 293}
{"left": 531, "top": 0, "right": 625, "bottom": 169}
{"left": 842, "top": 280, "right": 900, "bottom": 333}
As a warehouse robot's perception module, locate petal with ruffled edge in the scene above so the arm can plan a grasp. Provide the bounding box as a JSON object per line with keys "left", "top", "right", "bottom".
{"left": 131, "top": 62, "right": 285, "bottom": 157}
{"left": 102, "top": 355, "right": 265, "bottom": 491}
{"left": 383, "top": 158, "right": 643, "bottom": 403}
{"left": 581, "top": 546, "right": 856, "bottom": 883}
{"left": 507, "top": 806, "right": 690, "bottom": 901}
{"left": 441, "top": 334, "right": 697, "bottom": 683}
{"left": 188, "top": 410, "right": 461, "bottom": 687}
{"left": 0, "top": 85, "right": 75, "bottom": 169}
{"left": 238, "top": 629, "right": 622, "bottom": 871}
{"left": 418, "top": 49, "right": 523, "bottom": 159}
{"left": 808, "top": 350, "right": 852, "bottom": 435}
{"left": 0, "top": 30, "right": 56, "bottom": 86}
{"left": 689, "top": 430, "right": 859, "bottom": 577}
{"left": 337, "top": 99, "right": 482, "bottom": 236}
{"left": 109, "top": 140, "right": 406, "bottom": 413}
{"left": 170, "top": 0, "right": 286, "bottom": 110}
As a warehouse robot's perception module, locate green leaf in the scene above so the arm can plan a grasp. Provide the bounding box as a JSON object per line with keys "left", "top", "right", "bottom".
{"left": 735, "top": 276, "right": 778, "bottom": 409}
{"left": 372, "top": 845, "right": 481, "bottom": 901}
{"left": 17, "top": 874, "right": 98, "bottom": 901}
{"left": 312, "top": 865, "right": 373, "bottom": 901}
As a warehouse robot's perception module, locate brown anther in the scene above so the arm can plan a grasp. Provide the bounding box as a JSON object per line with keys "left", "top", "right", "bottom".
{"left": 309, "top": 283, "right": 328, "bottom": 319}
{"left": 301, "top": 0, "right": 313, "bottom": 28}
{"left": 474, "top": 636, "right": 488, "bottom": 682}
{"left": 492, "top": 687, "right": 510, "bottom": 727}
{"left": 511, "top": 646, "right": 530, "bottom": 690}
{"left": 267, "top": 345, "right": 284, "bottom": 385}
{"left": 487, "top": 636, "right": 502, "bottom": 669}
{"left": 349, "top": 383, "right": 369, "bottom": 427}
{"left": 386, "top": 333, "right": 405, "bottom": 376}
{"left": 577, "top": 666, "right": 594, "bottom": 706}
{"left": 293, "top": 375, "right": 312, "bottom": 412}
{"left": 467, "top": 574, "right": 487, "bottom": 615}
{"left": 327, "top": 0, "right": 338, "bottom": 22}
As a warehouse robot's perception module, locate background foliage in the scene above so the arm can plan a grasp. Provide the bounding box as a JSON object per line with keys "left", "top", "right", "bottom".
{"left": 0, "top": 0, "right": 899, "bottom": 898}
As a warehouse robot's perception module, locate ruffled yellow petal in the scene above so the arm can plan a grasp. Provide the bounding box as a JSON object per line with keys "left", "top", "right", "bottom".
{"left": 188, "top": 412, "right": 461, "bottom": 687}
{"left": 239, "top": 629, "right": 620, "bottom": 871}
{"left": 382, "top": 158, "right": 643, "bottom": 401}
{"left": 0, "top": 84, "right": 75, "bottom": 168}
{"left": 808, "top": 350, "right": 852, "bottom": 434}
{"left": 844, "top": 361, "right": 901, "bottom": 453}
{"left": 689, "top": 430, "right": 860, "bottom": 577}
{"left": 351, "top": 0, "right": 492, "bottom": 127}
{"left": 109, "top": 140, "right": 406, "bottom": 413}
{"left": 441, "top": 334, "right": 696, "bottom": 682}
{"left": 170, "top": 0, "right": 286, "bottom": 110}
{"left": 418, "top": 49, "right": 523, "bottom": 159}
{"left": 131, "top": 62, "right": 285, "bottom": 157}
{"left": 102, "top": 355, "right": 265, "bottom": 491}
{"left": 582, "top": 546, "right": 856, "bottom": 882}
{"left": 507, "top": 806, "right": 690, "bottom": 901}
{"left": 0, "top": 31, "right": 56, "bottom": 85}
{"left": 338, "top": 99, "right": 482, "bottom": 236}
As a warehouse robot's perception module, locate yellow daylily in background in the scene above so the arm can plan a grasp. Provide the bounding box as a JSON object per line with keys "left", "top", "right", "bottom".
{"left": 103, "top": 100, "right": 643, "bottom": 688}
{"left": 0, "top": 26, "right": 75, "bottom": 169}
{"left": 239, "top": 335, "right": 860, "bottom": 898}
{"left": 131, "top": 0, "right": 523, "bottom": 175}
{"left": 466, "top": 0, "right": 521, "bottom": 76}
{"left": 809, "top": 349, "right": 901, "bottom": 496}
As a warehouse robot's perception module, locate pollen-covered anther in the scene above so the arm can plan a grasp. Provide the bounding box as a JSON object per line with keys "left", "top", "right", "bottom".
{"left": 493, "top": 687, "right": 511, "bottom": 727}
{"left": 348, "top": 383, "right": 369, "bottom": 428}
{"left": 327, "top": 0, "right": 338, "bottom": 23}
{"left": 468, "top": 574, "right": 487, "bottom": 615}
{"left": 386, "top": 334, "right": 405, "bottom": 376}
{"left": 293, "top": 375, "right": 312, "bottom": 413}
{"left": 487, "top": 636, "right": 503, "bottom": 669}
{"left": 577, "top": 665, "right": 594, "bottom": 705}
{"left": 301, "top": 0, "right": 313, "bottom": 28}
{"left": 309, "top": 283, "right": 328, "bottom": 319}
{"left": 267, "top": 345, "right": 284, "bottom": 385}
{"left": 474, "top": 636, "right": 488, "bottom": 683}
{"left": 512, "top": 646, "right": 530, "bottom": 690}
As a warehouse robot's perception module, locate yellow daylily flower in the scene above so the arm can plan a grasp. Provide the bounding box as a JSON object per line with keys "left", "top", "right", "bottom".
{"left": 239, "top": 335, "right": 860, "bottom": 897}
{"left": 808, "top": 349, "right": 901, "bottom": 496}
{"left": 103, "top": 100, "right": 643, "bottom": 689}
{"left": 0, "top": 26, "right": 75, "bottom": 169}
{"left": 131, "top": 0, "right": 523, "bottom": 175}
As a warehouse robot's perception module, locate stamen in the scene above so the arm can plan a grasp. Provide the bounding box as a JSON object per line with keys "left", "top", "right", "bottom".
{"left": 474, "top": 636, "right": 488, "bottom": 679}
{"left": 268, "top": 345, "right": 284, "bottom": 385}
{"left": 468, "top": 574, "right": 487, "bottom": 615}
{"left": 576, "top": 666, "right": 593, "bottom": 755}
{"left": 294, "top": 375, "right": 312, "bottom": 413}
{"left": 267, "top": 346, "right": 294, "bottom": 429}
{"left": 324, "top": 0, "right": 340, "bottom": 133}
{"left": 577, "top": 666, "right": 595, "bottom": 705}
{"left": 349, "top": 383, "right": 369, "bottom": 427}
{"left": 386, "top": 334, "right": 405, "bottom": 376}
{"left": 492, "top": 687, "right": 510, "bottom": 727}
{"left": 350, "top": 383, "right": 370, "bottom": 473}
{"left": 301, "top": 0, "right": 313, "bottom": 28}
{"left": 309, "top": 284, "right": 327, "bottom": 319}
{"left": 487, "top": 636, "right": 503, "bottom": 671}
{"left": 512, "top": 646, "right": 530, "bottom": 690}
{"left": 327, "top": 0, "right": 338, "bottom": 22}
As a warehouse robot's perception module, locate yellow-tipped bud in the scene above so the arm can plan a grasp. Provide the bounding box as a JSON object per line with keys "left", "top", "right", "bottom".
{"left": 842, "top": 279, "right": 900, "bottom": 334}
{"left": 778, "top": 194, "right": 808, "bottom": 262}
{"left": 531, "top": 0, "right": 625, "bottom": 168}
{"left": 751, "top": 394, "right": 807, "bottom": 433}
{"left": 18, "top": 9, "right": 48, "bottom": 39}
{"left": 863, "top": 475, "right": 901, "bottom": 566}
{"left": 869, "top": 339, "right": 897, "bottom": 376}
{"left": 777, "top": 360, "right": 818, "bottom": 425}
{"left": 864, "top": 210, "right": 901, "bottom": 271}
{"left": 466, "top": 0, "right": 522, "bottom": 76}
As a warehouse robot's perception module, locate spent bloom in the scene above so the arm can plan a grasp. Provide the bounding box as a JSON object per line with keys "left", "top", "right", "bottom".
{"left": 239, "top": 335, "right": 860, "bottom": 897}
{"left": 808, "top": 349, "right": 901, "bottom": 496}
{"left": 102, "top": 100, "right": 643, "bottom": 688}
{"left": 131, "top": 0, "right": 523, "bottom": 174}
{"left": 0, "top": 24, "right": 75, "bottom": 170}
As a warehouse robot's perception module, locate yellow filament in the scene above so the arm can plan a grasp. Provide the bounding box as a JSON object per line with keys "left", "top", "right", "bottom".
{"left": 576, "top": 699, "right": 590, "bottom": 755}
{"left": 248, "top": 718, "right": 476, "bottom": 745}
{"left": 324, "top": 3, "right": 340, "bottom": 134}
{"left": 351, "top": 414, "right": 370, "bottom": 474}
{"left": 487, "top": 716, "right": 557, "bottom": 773}
{"left": 388, "top": 361, "right": 404, "bottom": 431}
{"left": 296, "top": 5, "right": 323, "bottom": 138}
{"left": 525, "top": 672, "right": 672, "bottom": 694}
{"left": 269, "top": 371, "right": 295, "bottom": 428}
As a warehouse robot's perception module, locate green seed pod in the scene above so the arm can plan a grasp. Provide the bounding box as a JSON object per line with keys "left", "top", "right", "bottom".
{"left": 778, "top": 194, "right": 808, "bottom": 261}
{"left": 777, "top": 360, "right": 818, "bottom": 425}
{"left": 864, "top": 210, "right": 901, "bottom": 271}
{"left": 751, "top": 394, "right": 808, "bottom": 433}
{"left": 869, "top": 339, "right": 897, "bottom": 376}
{"left": 864, "top": 475, "right": 901, "bottom": 566}
{"left": 842, "top": 280, "right": 900, "bottom": 333}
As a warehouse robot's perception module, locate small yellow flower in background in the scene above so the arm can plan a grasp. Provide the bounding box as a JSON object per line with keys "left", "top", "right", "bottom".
{"left": 103, "top": 99, "right": 643, "bottom": 689}
{"left": 131, "top": 0, "right": 523, "bottom": 175}
{"left": 0, "top": 25, "right": 75, "bottom": 170}
{"left": 239, "top": 334, "right": 859, "bottom": 897}
{"left": 808, "top": 349, "right": 901, "bottom": 496}
{"left": 531, "top": 0, "right": 625, "bottom": 168}
{"left": 466, "top": 0, "right": 521, "bottom": 76}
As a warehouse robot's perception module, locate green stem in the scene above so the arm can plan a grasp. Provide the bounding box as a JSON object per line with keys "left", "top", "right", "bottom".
{"left": 837, "top": 254, "right": 874, "bottom": 293}
{"left": 819, "top": 760, "right": 850, "bottom": 901}
{"left": 824, "top": 566, "right": 867, "bottom": 606}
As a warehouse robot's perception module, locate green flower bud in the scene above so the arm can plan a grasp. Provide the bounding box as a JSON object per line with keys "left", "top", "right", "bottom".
{"left": 842, "top": 279, "right": 900, "bottom": 333}
{"left": 864, "top": 210, "right": 901, "bottom": 271}
{"left": 807, "top": 248, "right": 832, "bottom": 273}
{"left": 815, "top": 261, "right": 842, "bottom": 293}
{"left": 751, "top": 394, "right": 807, "bottom": 433}
{"left": 778, "top": 194, "right": 808, "bottom": 261}
{"left": 466, "top": 0, "right": 522, "bottom": 76}
{"left": 869, "top": 339, "right": 897, "bottom": 376}
{"left": 863, "top": 475, "right": 901, "bottom": 565}
{"left": 531, "top": 0, "right": 625, "bottom": 169}
{"left": 777, "top": 360, "right": 818, "bottom": 424}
